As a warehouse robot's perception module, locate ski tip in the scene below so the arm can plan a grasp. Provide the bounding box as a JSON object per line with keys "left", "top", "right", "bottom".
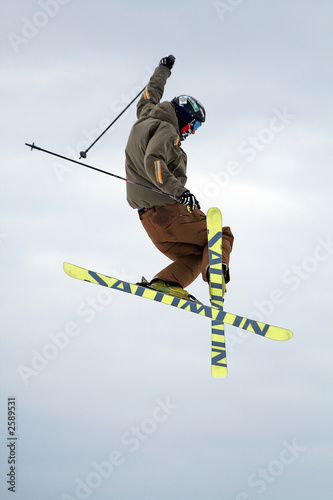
{"left": 285, "top": 330, "right": 293, "bottom": 340}
{"left": 266, "top": 328, "right": 293, "bottom": 341}
{"left": 207, "top": 206, "right": 222, "bottom": 220}
{"left": 207, "top": 206, "right": 220, "bottom": 213}
{"left": 63, "top": 262, "right": 75, "bottom": 276}
{"left": 211, "top": 366, "right": 228, "bottom": 378}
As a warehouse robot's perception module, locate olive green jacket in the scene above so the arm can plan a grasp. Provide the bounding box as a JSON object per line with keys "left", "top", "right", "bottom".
{"left": 125, "top": 65, "right": 187, "bottom": 209}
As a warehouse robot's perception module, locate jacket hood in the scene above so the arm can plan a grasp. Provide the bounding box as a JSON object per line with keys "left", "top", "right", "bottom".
{"left": 149, "top": 101, "right": 180, "bottom": 134}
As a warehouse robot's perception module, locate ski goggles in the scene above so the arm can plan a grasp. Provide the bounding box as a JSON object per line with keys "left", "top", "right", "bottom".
{"left": 190, "top": 119, "right": 202, "bottom": 132}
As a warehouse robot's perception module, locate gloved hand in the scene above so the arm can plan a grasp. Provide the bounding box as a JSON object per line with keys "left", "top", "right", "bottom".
{"left": 159, "top": 54, "right": 176, "bottom": 70}
{"left": 179, "top": 190, "right": 200, "bottom": 212}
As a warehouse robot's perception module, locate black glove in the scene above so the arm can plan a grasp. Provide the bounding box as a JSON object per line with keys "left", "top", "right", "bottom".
{"left": 159, "top": 54, "right": 175, "bottom": 70}
{"left": 179, "top": 190, "right": 200, "bottom": 212}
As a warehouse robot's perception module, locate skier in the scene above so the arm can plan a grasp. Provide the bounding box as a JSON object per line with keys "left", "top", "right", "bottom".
{"left": 125, "top": 55, "right": 234, "bottom": 300}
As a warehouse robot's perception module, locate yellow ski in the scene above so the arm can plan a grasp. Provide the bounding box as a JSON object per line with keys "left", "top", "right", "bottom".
{"left": 63, "top": 262, "right": 293, "bottom": 342}
{"left": 207, "top": 208, "right": 227, "bottom": 378}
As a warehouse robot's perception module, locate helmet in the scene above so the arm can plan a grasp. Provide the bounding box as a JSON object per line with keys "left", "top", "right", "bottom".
{"left": 172, "top": 95, "right": 206, "bottom": 123}
{"left": 171, "top": 95, "right": 206, "bottom": 139}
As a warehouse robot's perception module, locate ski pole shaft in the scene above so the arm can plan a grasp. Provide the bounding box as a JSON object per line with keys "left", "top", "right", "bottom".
{"left": 25, "top": 142, "right": 180, "bottom": 202}
{"left": 79, "top": 86, "right": 146, "bottom": 159}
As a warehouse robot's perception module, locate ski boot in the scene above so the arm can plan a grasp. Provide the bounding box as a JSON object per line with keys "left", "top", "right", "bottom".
{"left": 138, "top": 277, "right": 200, "bottom": 303}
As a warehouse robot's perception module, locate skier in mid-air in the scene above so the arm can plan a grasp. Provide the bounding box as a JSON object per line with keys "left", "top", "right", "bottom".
{"left": 125, "top": 55, "right": 234, "bottom": 300}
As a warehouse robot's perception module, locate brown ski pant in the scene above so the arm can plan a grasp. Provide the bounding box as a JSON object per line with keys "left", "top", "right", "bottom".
{"left": 139, "top": 204, "right": 234, "bottom": 289}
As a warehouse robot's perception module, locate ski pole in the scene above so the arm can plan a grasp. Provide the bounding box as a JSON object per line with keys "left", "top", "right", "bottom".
{"left": 78, "top": 86, "right": 146, "bottom": 160}
{"left": 25, "top": 142, "right": 180, "bottom": 202}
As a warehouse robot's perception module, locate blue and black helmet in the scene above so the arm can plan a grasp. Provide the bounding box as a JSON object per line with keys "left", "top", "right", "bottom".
{"left": 172, "top": 95, "right": 206, "bottom": 126}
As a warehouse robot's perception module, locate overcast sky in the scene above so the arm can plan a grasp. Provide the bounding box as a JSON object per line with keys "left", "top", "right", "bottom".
{"left": 1, "top": 1, "right": 333, "bottom": 499}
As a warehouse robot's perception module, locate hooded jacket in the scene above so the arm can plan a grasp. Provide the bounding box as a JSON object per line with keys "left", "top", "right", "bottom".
{"left": 125, "top": 65, "right": 187, "bottom": 209}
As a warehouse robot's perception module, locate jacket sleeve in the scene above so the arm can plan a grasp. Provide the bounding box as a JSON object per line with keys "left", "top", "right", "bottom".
{"left": 136, "top": 65, "right": 171, "bottom": 119}
{"left": 143, "top": 124, "right": 187, "bottom": 198}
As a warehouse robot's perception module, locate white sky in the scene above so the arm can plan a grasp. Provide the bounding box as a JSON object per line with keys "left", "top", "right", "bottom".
{"left": 1, "top": 1, "right": 333, "bottom": 499}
